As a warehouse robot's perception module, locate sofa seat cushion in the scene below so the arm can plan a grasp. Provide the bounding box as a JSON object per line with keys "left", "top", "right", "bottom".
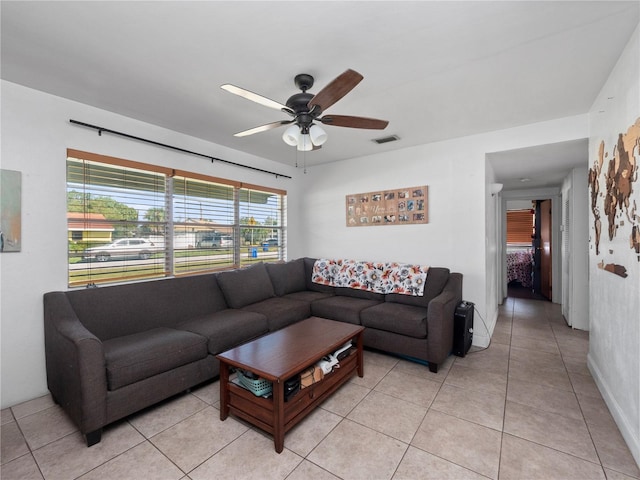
{"left": 360, "top": 303, "right": 428, "bottom": 339}
{"left": 177, "top": 309, "right": 269, "bottom": 355}
{"left": 103, "top": 328, "right": 208, "bottom": 390}
{"left": 216, "top": 262, "right": 276, "bottom": 308}
{"left": 242, "top": 297, "right": 311, "bottom": 331}
{"left": 311, "top": 296, "right": 382, "bottom": 325}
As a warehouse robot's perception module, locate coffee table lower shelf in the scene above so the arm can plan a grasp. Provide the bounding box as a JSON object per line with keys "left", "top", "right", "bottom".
{"left": 229, "top": 352, "right": 358, "bottom": 439}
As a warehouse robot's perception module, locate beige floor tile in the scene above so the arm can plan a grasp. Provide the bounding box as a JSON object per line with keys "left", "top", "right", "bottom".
{"left": 349, "top": 361, "right": 393, "bottom": 389}
{"left": 308, "top": 419, "right": 408, "bottom": 480}
{"left": 588, "top": 422, "right": 640, "bottom": 478}
{"left": 347, "top": 390, "right": 426, "bottom": 443}
{"left": 507, "top": 377, "right": 583, "bottom": 421}
{"left": 189, "top": 429, "right": 302, "bottom": 480}
{"left": 603, "top": 467, "right": 640, "bottom": 479}
{"left": 431, "top": 383, "right": 505, "bottom": 431}
{"left": 319, "top": 381, "right": 370, "bottom": 417}
{"left": 150, "top": 406, "right": 248, "bottom": 472}
{"left": 444, "top": 363, "right": 507, "bottom": 398}
{"left": 1, "top": 408, "right": 15, "bottom": 426}
{"left": 453, "top": 342, "right": 510, "bottom": 375}
{"left": 191, "top": 379, "right": 220, "bottom": 407}
{"left": 1, "top": 421, "right": 30, "bottom": 465}
{"left": 77, "top": 441, "right": 183, "bottom": 480}
{"left": 508, "top": 359, "right": 573, "bottom": 391}
{"left": 491, "top": 331, "right": 511, "bottom": 345}
{"left": 364, "top": 350, "right": 400, "bottom": 370}
{"left": 511, "top": 325, "right": 557, "bottom": 343}
{"left": 16, "top": 405, "right": 78, "bottom": 450}
{"left": 0, "top": 453, "right": 44, "bottom": 480}
{"left": 392, "top": 445, "right": 488, "bottom": 480}
{"left": 32, "top": 421, "right": 145, "bottom": 480}
{"left": 499, "top": 433, "right": 605, "bottom": 480}
{"left": 563, "top": 354, "right": 591, "bottom": 376}
{"left": 284, "top": 407, "right": 342, "bottom": 457}
{"left": 504, "top": 401, "right": 599, "bottom": 463}
{"left": 128, "top": 393, "right": 208, "bottom": 438}
{"left": 569, "top": 371, "right": 602, "bottom": 399}
{"left": 374, "top": 368, "right": 441, "bottom": 408}
{"left": 412, "top": 410, "right": 501, "bottom": 479}
{"left": 577, "top": 393, "right": 618, "bottom": 429}
{"left": 11, "top": 395, "right": 56, "bottom": 420}
{"left": 556, "top": 336, "right": 590, "bottom": 357}
{"left": 510, "top": 345, "right": 564, "bottom": 368}
{"left": 286, "top": 459, "right": 341, "bottom": 480}
{"left": 511, "top": 334, "right": 560, "bottom": 355}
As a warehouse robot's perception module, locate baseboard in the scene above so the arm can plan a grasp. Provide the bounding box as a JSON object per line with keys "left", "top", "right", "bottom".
{"left": 588, "top": 354, "right": 640, "bottom": 469}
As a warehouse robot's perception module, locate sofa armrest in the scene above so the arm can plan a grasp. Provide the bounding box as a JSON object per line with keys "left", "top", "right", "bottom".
{"left": 44, "top": 292, "right": 107, "bottom": 434}
{"left": 426, "top": 273, "right": 463, "bottom": 365}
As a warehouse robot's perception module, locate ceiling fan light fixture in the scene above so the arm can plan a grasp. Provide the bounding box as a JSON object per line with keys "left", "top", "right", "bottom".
{"left": 309, "top": 124, "right": 327, "bottom": 146}
{"left": 297, "top": 134, "right": 313, "bottom": 151}
{"left": 282, "top": 124, "right": 300, "bottom": 146}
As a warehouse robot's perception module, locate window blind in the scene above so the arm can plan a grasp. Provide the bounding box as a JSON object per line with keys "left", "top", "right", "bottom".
{"left": 67, "top": 150, "right": 286, "bottom": 286}
{"left": 506, "top": 209, "right": 534, "bottom": 245}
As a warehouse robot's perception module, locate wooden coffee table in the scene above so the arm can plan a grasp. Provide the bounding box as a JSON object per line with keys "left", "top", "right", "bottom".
{"left": 217, "top": 317, "right": 364, "bottom": 453}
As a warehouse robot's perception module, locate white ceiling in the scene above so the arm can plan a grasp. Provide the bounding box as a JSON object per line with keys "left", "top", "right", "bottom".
{"left": 2, "top": 1, "right": 638, "bottom": 187}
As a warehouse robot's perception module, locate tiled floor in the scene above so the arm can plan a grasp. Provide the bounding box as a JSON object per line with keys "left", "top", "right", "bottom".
{"left": 2, "top": 297, "right": 639, "bottom": 479}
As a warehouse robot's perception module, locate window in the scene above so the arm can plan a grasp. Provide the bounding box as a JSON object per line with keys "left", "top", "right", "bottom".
{"left": 506, "top": 209, "right": 534, "bottom": 245}
{"left": 67, "top": 149, "right": 286, "bottom": 287}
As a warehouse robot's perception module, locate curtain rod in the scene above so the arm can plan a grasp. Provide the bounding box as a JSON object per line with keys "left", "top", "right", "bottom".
{"left": 69, "top": 119, "right": 292, "bottom": 179}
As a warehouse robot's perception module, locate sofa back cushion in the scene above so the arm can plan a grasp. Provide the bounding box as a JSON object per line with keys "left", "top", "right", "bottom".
{"left": 66, "top": 273, "right": 228, "bottom": 340}
{"left": 265, "top": 258, "right": 306, "bottom": 296}
{"left": 385, "top": 267, "right": 450, "bottom": 308}
{"left": 216, "top": 262, "right": 276, "bottom": 308}
{"left": 303, "top": 257, "right": 335, "bottom": 294}
{"left": 335, "top": 286, "right": 386, "bottom": 302}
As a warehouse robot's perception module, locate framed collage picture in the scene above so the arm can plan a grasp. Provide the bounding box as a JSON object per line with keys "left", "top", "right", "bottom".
{"left": 346, "top": 186, "right": 428, "bottom": 227}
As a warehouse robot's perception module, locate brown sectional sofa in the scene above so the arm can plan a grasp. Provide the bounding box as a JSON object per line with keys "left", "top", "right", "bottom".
{"left": 44, "top": 257, "right": 462, "bottom": 446}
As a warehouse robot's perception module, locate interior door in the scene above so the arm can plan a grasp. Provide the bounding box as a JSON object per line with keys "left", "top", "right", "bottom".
{"left": 540, "top": 199, "right": 552, "bottom": 300}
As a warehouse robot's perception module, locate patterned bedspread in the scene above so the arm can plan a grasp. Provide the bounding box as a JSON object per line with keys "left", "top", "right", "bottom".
{"left": 312, "top": 258, "right": 429, "bottom": 296}
{"left": 507, "top": 250, "right": 533, "bottom": 288}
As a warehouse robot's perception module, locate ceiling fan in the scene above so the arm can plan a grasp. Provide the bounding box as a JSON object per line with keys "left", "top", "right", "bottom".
{"left": 221, "top": 69, "right": 389, "bottom": 151}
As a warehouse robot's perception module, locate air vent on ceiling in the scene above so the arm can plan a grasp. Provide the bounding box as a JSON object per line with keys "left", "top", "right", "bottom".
{"left": 372, "top": 134, "right": 400, "bottom": 144}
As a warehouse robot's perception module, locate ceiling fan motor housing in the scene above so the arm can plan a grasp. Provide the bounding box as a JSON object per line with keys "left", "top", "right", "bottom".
{"left": 286, "top": 91, "right": 321, "bottom": 129}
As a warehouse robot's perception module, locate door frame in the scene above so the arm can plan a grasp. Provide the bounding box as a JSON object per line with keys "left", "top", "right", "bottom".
{"left": 499, "top": 187, "right": 562, "bottom": 304}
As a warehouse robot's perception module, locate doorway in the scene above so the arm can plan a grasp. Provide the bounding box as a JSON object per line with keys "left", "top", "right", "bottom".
{"left": 534, "top": 199, "right": 553, "bottom": 300}
{"left": 505, "top": 198, "right": 553, "bottom": 302}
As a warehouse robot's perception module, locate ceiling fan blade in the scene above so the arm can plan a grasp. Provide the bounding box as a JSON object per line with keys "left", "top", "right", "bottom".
{"left": 308, "top": 69, "right": 364, "bottom": 111}
{"left": 221, "top": 84, "right": 294, "bottom": 115}
{"left": 320, "top": 115, "right": 389, "bottom": 130}
{"left": 234, "top": 120, "right": 293, "bottom": 137}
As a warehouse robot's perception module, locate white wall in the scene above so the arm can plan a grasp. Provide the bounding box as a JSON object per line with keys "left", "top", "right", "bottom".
{"left": 0, "top": 80, "right": 303, "bottom": 408}
{"left": 299, "top": 115, "right": 588, "bottom": 346}
{"left": 561, "top": 167, "right": 589, "bottom": 330}
{"left": 587, "top": 25, "right": 640, "bottom": 466}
